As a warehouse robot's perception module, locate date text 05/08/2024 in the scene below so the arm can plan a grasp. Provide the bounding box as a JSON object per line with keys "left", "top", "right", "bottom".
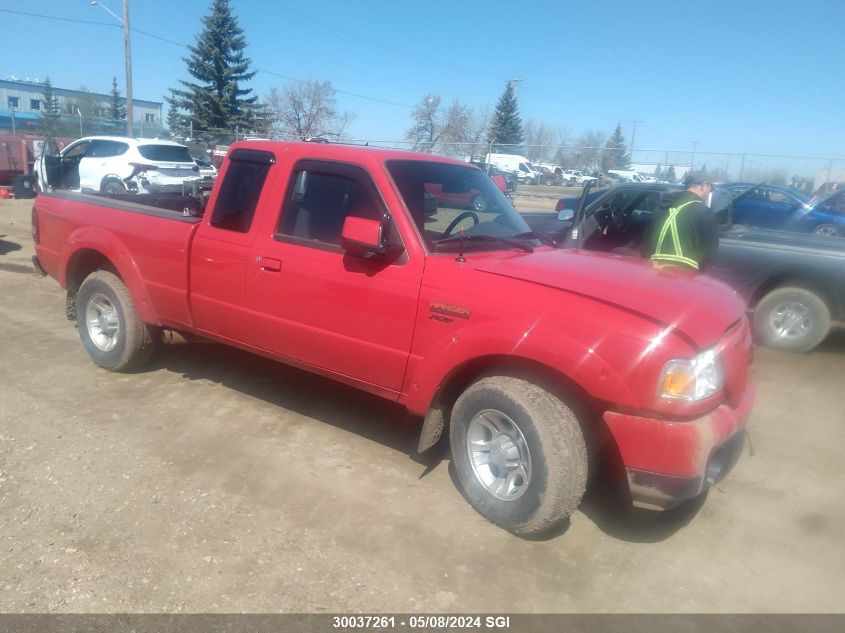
{"left": 332, "top": 615, "right": 511, "bottom": 629}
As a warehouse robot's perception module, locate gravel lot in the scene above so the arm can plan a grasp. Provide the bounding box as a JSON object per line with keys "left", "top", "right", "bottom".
{"left": 1, "top": 197, "right": 843, "bottom": 613}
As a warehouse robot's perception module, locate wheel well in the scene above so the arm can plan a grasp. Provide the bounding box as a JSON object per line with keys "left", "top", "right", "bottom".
{"left": 431, "top": 355, "right": 609, "bottom": 456}
{"left": 64, "top": 249, "right": 119, "bottom": 320}
{"left": 750, "top": 274, "right": 839, "bottom": 318}
{"left": 99, "top": 175, "right": 125, "bottom": 191}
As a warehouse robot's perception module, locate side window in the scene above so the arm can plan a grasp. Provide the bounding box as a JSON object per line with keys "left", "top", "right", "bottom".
{"left": 63, "top": 142, "right": 90, "bottom": 159}
{"left": 278, "top": 164, "right": 382, "bottom": 247}
{"left": 87, "top": 140, "right": 129, "bottom": 158}
{"left": 766, "top": 190, "right": 793, "bottom": 204}
{"left": 210, "top": 149, "right": 274, "bottom": 233}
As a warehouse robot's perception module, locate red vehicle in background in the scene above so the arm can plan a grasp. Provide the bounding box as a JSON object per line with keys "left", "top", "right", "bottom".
{"left": 31, "top": 141, "right": 754, "bottom": 536}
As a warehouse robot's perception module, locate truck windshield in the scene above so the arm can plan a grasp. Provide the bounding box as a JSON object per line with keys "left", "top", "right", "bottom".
{"left": 386, "top": 159, "right": 536, "bottom": 252}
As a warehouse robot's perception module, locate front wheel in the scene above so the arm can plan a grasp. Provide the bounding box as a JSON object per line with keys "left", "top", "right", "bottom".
{"left": 449, "top": 376, "right": 587, "bottom": 536}
{"left": 471, "top": 194, "right": 488, "bottom": 212}
{"left": 76, "top": 270, "right": 160, "bottom": 371}
{"left": 753, "top": 286, "right": 831, "bottom": 352}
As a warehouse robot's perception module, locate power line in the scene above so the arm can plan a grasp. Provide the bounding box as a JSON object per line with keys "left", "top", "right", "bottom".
{"left": 0, "top": 7, "right": 413, "bottom": 109}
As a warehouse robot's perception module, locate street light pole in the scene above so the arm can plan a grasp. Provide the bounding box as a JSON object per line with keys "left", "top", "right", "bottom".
{"left": 75, "top": 107, "right": 83, "bottom": 137}
{"left": 91, "top": 1, "right": 133, "bottom": 137}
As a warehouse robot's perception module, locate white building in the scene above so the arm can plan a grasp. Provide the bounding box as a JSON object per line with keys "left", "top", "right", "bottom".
{"left": 0, "top": 77, "right": 162, "bottom": 131}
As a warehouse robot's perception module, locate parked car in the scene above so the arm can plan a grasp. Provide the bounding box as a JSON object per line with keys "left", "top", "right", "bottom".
{"left": 534, "top": 165, "right": 563, "bottom": 186}
{"left": 718, "top": 182, "right": 845, "bottom": 237}
{"left": 35, "top": 136, "right": 201, "bottom": 195}
{"left": 470, "top": 161, "right": 517, "bottom": 193}
{"left": 522, "top": 183, "right": 845, "bottom": 352}
{"left": 32, "top": 141, "right": 753, "bottom": 535}
{"left": 561, "top": 169, "right": 596, "bottom": 185}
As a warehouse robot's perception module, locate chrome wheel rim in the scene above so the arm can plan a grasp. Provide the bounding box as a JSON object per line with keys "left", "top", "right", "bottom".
{"left": 814, "top": 225, "right": 839, "bottom": 237}
{"left": 85, "top": 293, "right": 120, "bottom": 352}
{"left": 769, "top": 301, "right": 812, "bottom": 340}
{"left": 472, "top": 195, "right": 487, "bottom": 211}
{"left": 467, "top": 409, "right": 532, "bottom": 501}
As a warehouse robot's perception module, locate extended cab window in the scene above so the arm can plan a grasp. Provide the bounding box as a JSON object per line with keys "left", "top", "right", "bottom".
{"left": 210, "top": 149, "right": 274, "bottom": 233}
{"left": 277, "top": 162, "right": 383, "bottom": 246}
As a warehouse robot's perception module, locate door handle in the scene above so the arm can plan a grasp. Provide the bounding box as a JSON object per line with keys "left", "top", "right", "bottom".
{"left": 257, "top": 256, "right": 282, "bottom": 272}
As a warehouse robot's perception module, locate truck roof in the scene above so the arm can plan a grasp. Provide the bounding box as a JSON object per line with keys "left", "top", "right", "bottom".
{"left": 231, "top": 140, "right": 474, "bottom": 167}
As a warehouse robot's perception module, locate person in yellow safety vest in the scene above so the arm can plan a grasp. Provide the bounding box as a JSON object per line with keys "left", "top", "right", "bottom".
{"left": 645, "top": 171, "right": 719, "bottom": 270}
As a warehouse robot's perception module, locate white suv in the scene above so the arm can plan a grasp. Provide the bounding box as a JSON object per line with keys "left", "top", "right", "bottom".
{"left": 36, "top": 136, "right": 201, "bottom": 195}
{"left": 561, "top": 169, "right": 597, "bottom": 185}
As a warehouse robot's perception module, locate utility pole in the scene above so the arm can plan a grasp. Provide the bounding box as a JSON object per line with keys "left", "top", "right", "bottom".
{"left": 91, "top": 1, "right": 133, "bottom": 137}
{"left": 628, "top": 120, "right": 643, "bottom": 163}
{"left": 123, "top": 0, "right": 133, "bottom": 137}
{"left": 691, "top": 140, "right": 699, "bottom": 171}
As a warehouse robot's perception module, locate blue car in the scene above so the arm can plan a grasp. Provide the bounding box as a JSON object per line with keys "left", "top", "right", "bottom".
{"left": 718, "top": 182, "right": 845, "bottom": 237}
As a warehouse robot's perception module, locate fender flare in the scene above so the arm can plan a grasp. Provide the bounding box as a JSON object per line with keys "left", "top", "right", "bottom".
{"left": 403, "top": 319, "right": 640, "bottom": 417}
{"left": 60, "top": 225, "right": 160, "bottom": 325}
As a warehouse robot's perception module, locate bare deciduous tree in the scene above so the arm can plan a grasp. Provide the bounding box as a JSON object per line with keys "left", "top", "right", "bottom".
{"left": 266, "top": 80, "right": 353, "bottom": 140}
{"left": 405, "top": 94, "right": 442, "bottom": 152}
{"left": 523, "top": 119, "right": 556, "bottom": 164}
{"left": 404, "top": 95, "right": 479, "bottom": 157}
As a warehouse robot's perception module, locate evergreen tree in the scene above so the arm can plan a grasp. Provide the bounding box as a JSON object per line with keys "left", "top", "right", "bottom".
{"left": 666, "top": 165, "right": 677, "bottom": 183}
{"left": 486, "top": 82, "right": 523, "bottom": 153}
{"left": 108, "top": 76, "right": 126, "bottom": 122}
{"left": 167, "top": 0, "right": 261, "bottom": 135}
{"left": 601, "top": 123, "right": 630, "bottom": 171}
{"left": 37, "top": 76, "right": 63, "bottom": 137}
{"left": 654, "top": 163, "right": 663, "bottom": 179}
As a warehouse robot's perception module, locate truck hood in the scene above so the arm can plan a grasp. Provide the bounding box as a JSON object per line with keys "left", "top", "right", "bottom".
{"left": 475, "top": 249, "right": 745, "bottom": 348}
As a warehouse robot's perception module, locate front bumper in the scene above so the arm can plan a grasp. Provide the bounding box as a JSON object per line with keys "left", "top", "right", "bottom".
{"left": 603, "top": 381, "right": 755, "bottom": 509}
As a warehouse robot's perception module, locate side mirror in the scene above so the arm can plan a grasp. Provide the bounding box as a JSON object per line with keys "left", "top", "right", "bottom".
{"left": 557, "top": 208, "right": 575, "bottom": 222}
{"left": 341, "top": 216, "right": 387, "bottom": 257}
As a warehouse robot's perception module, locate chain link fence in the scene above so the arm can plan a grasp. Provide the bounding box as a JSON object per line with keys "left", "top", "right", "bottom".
{"left": 28, "top": 118, "right": 845, "bottom": 195}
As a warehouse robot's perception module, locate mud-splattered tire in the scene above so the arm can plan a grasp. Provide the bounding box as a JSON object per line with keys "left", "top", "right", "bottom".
{"left": 753, "top": 286, "right": 831, "bottom": 353}
{"left": 75, "top": 270, "right": 159, "bottom": 371}
{"left": 449, "top": 376, "right": 588, "bottom": 536}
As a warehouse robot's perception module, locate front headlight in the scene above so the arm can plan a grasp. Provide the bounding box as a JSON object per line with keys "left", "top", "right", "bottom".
{"left": 658, "top": 348, "right": 724, "bottom": 402}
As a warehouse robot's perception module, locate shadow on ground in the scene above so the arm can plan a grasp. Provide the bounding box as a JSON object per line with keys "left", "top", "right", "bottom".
{"left": 814, "top": 328, "right": 845, "bottom": 354}
{"left": 152, "top": 341, "right": 706, "bottom": 542}
{"left": 153, "top": 342, "right": 435, "bottom": 468}
{"left": 0, "top": 236, "right": 23, "bottom": 256}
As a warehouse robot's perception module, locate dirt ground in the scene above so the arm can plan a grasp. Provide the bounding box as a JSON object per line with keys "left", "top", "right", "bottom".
{"left": 1, "top": 197, "right": 843, "bottom": 613}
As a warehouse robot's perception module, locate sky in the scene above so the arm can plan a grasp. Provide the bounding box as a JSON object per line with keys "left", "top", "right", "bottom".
{"left": 2, "top": 0, "right": 845, "bottom": 171}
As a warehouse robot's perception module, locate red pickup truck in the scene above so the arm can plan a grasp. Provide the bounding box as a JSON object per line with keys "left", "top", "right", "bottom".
{"left": 31, "top": 141, "right": 755, "bottom": 536}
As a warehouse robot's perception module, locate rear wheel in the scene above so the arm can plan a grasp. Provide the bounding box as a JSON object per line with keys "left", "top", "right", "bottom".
{"left": 76, "top": 270, "right": 160, "bottom": 371}
{"left": 102, "top": 179, "right": 127, "bottom": 195}
{"left": 450, "top": 376, "right": 588, "bottom": 536}
{"left": 753, "top": 286, "right": 831, "bottom": 352}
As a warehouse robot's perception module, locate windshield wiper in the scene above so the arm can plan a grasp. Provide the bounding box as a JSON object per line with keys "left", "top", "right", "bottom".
{"left": 434, "top": 233, "right": 534, "bottom": 253}
{"left": 511, "top": 230, "right": 555, "bottom": 247}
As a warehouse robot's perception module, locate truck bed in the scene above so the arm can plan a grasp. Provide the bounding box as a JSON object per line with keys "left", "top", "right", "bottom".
{"left": 34, "top": 190, "right": 203, "bottom": 330}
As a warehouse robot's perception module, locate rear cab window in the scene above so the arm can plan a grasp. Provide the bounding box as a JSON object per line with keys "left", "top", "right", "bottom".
{"left": 209, "top": 149, "right": 275, "bottom": 233}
